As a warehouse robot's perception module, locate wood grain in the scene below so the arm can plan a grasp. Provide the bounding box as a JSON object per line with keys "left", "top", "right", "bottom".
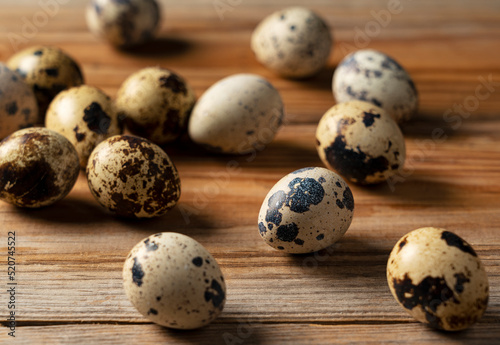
{"left": 1, "top": 0, "right": 500, "bottom": 344}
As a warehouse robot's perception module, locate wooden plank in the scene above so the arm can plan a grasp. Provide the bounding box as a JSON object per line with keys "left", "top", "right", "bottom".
{"left": 0, "top": 0, "right": 499, "bottom": 343}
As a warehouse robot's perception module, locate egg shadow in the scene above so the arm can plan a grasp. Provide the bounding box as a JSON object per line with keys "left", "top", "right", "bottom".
{"left": 15, "top": 197, "right": 110, "bottom": 224}
{"left": 284, "top": 236, "right": 390, "bottom": 280}
{"left": 114, "top": 203, "right": 218, "bottom": 236}
{"left": 157, "top": 321, "right": 265, "bottom": 345}
{"left": 399, "top": 110, "right": 459, "bottom": 139}
{"left": 119, "top": 36, "right": 192, "bottom": 58}
{"left": 358, "top": 173, "right": 455, "bottom": 207}
{"left": 293, "top": 64, "right": 336, "bottom": 92}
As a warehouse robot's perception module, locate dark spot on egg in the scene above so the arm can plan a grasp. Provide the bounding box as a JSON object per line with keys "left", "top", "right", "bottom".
{"left": 398, "top": 238, "right": 407, "bottom": 252}
{"left": 441, "top": 231, "right": 477, "bottom": 257}
{"left": 44, "top": 68, "right": 59, "bottom": 77}
{"left": 276, "top": 223, "right": 299, "bottom": 242}
{"left": 324, "top": 135, "right": 389, "bottom": 184}
{"left": 294, "top": 238, "right": 304, "bottom": 245}
{"left": 83, "top": 102, "right": 111, "bottom": 134}
{"left": 192, "top": 256, "right": 203, "bottom": 267}
{"left": 73, "top": 125, "right": 86, "bottom": 142}
{"left": 258, "top": 222, "right": 267, "bottom": 236}
{"left": 144, "top": 238, "right": 158, "bottom": 251}
{"left": 110, "top": 192, "right": 142, "bottom": 216}
{"left": 336, "top": 199, "right": 344, "bottom": 209}
{"left": 33, "top": 50, "right": 43, "bottom": 56}
{"left": 156, "top": 296, "right": 161, "bottom": 301}
{"left": 159, "top": 74, "right": 188, "bottom": 95}
{"left": 454, "top": 273, "right": 470, "bottom": 294}
{"left": 392, "top": 273, "right": 458, "bottom": 330}
{"left": 265, "top": 190, "right": 286, "bottom": 226}
{"left": 286, "top": 177, "right": 324, "bottom": 213}
{"left": 204, "top": 279, "right": 225, "bottom": 309}
{"left": 131, "top": 257, "right": 145, "bottom": 287}
{"left": 316, "top": 234, "right": 324, "bottom": 241}
{"left": 362, "top": 111, "right": 381, "bottom": 127}
{"left": 342, "top": 188, "right": 354, "bottom": 211}
{"left": 5, "top": 101, "right": 18, "bottom": 115}
{"left": 148, "top": 308, "right": 158, "bottom": 315}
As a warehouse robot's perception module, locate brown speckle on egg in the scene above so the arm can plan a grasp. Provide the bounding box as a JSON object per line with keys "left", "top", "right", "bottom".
{"left": 0, "top": 128, "right": 79, "bottom": 208}
{"left": 86, "top": 0, "right": 161, "bottom": 47}
{"left": 86, "top": 134, "right": 181, "bottom": 218}
{"left": 7, "top": 46, "right": 84, "bottom": 118}
{"left": 116, "top": 67, "right": 195, "bottom": 145}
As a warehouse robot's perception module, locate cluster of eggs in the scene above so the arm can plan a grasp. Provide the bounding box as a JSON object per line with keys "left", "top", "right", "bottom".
{"left": 0, "top": 1, "right": 489, "bottom": 333}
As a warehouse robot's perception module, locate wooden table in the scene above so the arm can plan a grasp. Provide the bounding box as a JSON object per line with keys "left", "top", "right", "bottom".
{"left": 1, "top": 0, "right": 499, "bottom": 343}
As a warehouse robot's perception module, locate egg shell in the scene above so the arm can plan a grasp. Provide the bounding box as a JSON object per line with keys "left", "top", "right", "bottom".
{"left": 7, "top": 46, "right": 84, "bottom": 118}
{"left": 86, "top": 135, "right": 181, "bottom": 218}
{"left": 123, "top": 232, "right": 226, "bottom": 329}
{"left": 86, "top": 0, "right": 161, "bottom": 47}
{"left": 188, "top": 74, "right": 284, "bottom": 154}
{"left": 333, "top": 49, "right": 418, "bottom": 123}
{"left": 116, "top": 67, "right": 196, "bottom": 144}
{"left": 258, "top": 167, "right": 354, "bottom": 254}
{"left": 0, "top": 127, "right": 79, "bottom": 208}
{"left": 387, "top": 227, "right": 489, "bottom": 331}
{"left": 0, "top": 63, "right": 39, "bottom": 139}
{"left": 316, "top": 100, "right": 405, "bottom": 185}
{"left": 46, "top": 85, "right": 122, "bottom": 169}
{"left": 251, "top": 7, "right": 332, "bottom": 78}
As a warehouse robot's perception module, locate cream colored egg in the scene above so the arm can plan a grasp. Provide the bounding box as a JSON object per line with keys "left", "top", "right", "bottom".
{"left": 86, "top": 0, "right": 161, "bottom": 47}
{"left": 7, "top": 46, "right": 84, "bottom": 117}
{"left": 333, "top": 49, "right": 418, "bottom": 123}
{"left": 0, "top": 128, "right": 79, "bottom": 208}
{"left": 86, "top": 135, "right": 180, "bottom": 218}
{"left": 46, "top": 85, "right": 122, "bottom": 169}
{"left": 0, "top": 63, "right": 39, "bottom": 139}
{"left": 251, "top": 7, "right": 332, "bottom": 78}
{"left": 316, "top": 100, "right": 405, "bottom": 185}
{"left": 116, "top": 67, "right": 196, "bottom": 145}
{"left": 387, "top": 227, "right": 489, "bottom": 331}
{"left": 123, "top": 232, "right": 226, "bottom": 329}
{"left": 188, "top": 74, "right": 284, "bottom": 154}
{"left": 258, "top": 167, "right": 354, "bottom": 254}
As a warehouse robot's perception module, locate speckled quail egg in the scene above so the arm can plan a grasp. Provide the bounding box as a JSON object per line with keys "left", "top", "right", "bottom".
{"left": 123, "top": 232, "right": 226, "bottom": 329}
{"left": 7, "top": 46, "right": 84, "bottom": 118}
{"left": 188, "top": 74, "right": 284, "bottom": 154}
{"left": 86, "top": 135, "right": 180, "bottom": 218}
{"left": 251, "top": 7, "right": 332, "bottom": 78}
{"left": 46, "top": 85, "right": 122, "bottom": 169}
{"left": 0, "top": 63, "right": 39, "bottom": 139}
{"left": 387, "top": 227, "right": 489, "bottom": 331}
{"left": 333, "top": 49, "right": 418, "bottom": 123}
{"left": 116, "top": 67, "right": 196, "bottom": 145}
{"left": 258, "top": 167, "right": 354, "bottom": 254}
{"left": 0, "top": 127, "right": 79, "bottom": 208}
{"left": 316, "top": 100, "right": 405, "bottom": 185}
{"left": 86, "top": 0, "right": 161, "bottom": 47}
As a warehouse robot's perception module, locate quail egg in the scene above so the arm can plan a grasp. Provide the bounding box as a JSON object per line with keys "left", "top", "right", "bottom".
{"left": 46, "top": 85, "right": 122, "bottom": 169}
{"left": 333, "top": 49, "right": 418, "bottom": 123}
{"left": 86, "top": 135, "right": 181, "bottom": 218}
{"left": 251, "top": 7, "right": 332, "bottom": 78}
{"left": 0, "top": 127, "right": 79, "bottom": 208}
{"left": 188, "top": 74, "right": 284, "bottom": 154}
{"left": 116, "top": 67, "right": 196, "bottom": 145}
{"left": 387, "top": 227, "right": 489, "bottom": 331}
{"left": 258, "top": 167, "right": 354, "bottom": 254}
{"left": 123, "top": 232, "right": 226, "bottom": 329}
{"left": 0, "top": 63, "right": 39, "bottom": 139}
{"left": 7, "top": 46, "right": 84, "bottom": 118}
{"left": 86, "top": 0, "right": 161, "bottom": 47}
{"left": 316, "top": 100, "right": 405, "bottom": 185}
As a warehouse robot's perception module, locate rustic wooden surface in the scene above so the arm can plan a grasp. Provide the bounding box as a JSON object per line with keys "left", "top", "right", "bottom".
{"left": 1, "top": 0, "right": 500, "bottom": 344}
